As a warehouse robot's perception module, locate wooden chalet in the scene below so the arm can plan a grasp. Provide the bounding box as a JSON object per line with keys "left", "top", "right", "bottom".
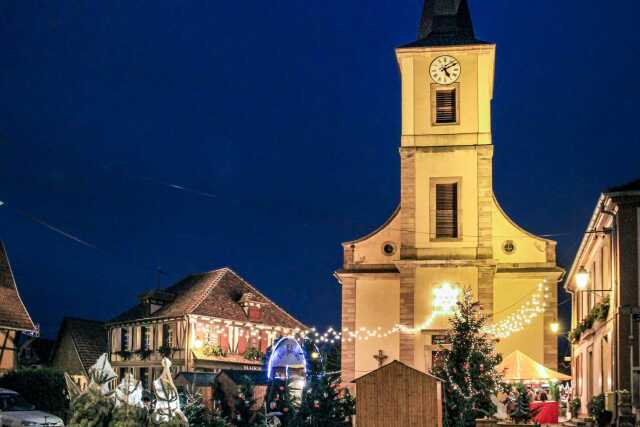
{"left": 354, "top": 360, "right": 443, "bottom": 427}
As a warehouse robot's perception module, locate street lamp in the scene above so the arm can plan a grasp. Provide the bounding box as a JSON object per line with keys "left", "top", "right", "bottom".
{"left": 550, "top": 322, "right": 560, "bottom": 334}
{"left": 575, "top": 266, "right": 590, "bottom": 290}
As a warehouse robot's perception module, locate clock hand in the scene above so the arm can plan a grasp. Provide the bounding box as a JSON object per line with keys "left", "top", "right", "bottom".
{"left": 442, "top": 62, "right": 459, "bottom": 71}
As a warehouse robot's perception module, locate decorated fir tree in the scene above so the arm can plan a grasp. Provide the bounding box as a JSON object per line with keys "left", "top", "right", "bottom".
{"left": 265, "top": 377, "right": 296, "bottom": 426}
{"left": 510, "top": 384, "right": 531, "bottom": 423}
{"left": 232, "top": 376, "right": 265, "bottom": 427}
{"left": 431, "top": 290, "right": 503, "bottom": 427}
{"left": 292, "top": 343, "right": 353, "bottom": 427}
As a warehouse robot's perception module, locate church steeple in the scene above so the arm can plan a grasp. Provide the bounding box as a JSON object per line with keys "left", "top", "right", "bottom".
{"left": 403, "top": 0, "right": 484, "bottom": 47}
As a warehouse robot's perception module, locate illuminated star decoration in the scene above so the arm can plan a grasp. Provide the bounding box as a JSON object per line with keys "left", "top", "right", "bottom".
{"left": 420, "top": 282, "right": 461, "bottom": 328}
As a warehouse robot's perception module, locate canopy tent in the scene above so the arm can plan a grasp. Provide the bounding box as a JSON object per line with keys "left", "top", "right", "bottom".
{"left": 498, "top": 350, "right": 571, "bottom": 383}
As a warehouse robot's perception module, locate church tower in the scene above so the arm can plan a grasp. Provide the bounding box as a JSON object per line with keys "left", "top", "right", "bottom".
{"left": 336, "top": 0, "right": 563, "bottom": 384}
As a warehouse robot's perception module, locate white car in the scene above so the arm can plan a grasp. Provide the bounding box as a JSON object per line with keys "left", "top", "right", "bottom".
{"left": 0, "top": 388, "right": 64, "bottom": 426}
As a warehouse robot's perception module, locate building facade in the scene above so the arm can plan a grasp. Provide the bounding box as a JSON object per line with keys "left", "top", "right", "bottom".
{"left": 566, "top": 179, "right": 640, "bottom": 417}
{"left": 107, "top": 268, "right": 305, "bottom": 388}
{"left": 0, "top": 242, "right": 36, "bottom": 374}
{"left": 336, "top": 0, "right": 563, "bottom": 384}
{"left": 51, "top": 317, "right": 108, "bottom": 389}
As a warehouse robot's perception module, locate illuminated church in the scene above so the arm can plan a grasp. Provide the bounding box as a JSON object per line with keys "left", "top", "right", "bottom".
{"left": 335, "top": 0, "right": 563, "bottom": 383}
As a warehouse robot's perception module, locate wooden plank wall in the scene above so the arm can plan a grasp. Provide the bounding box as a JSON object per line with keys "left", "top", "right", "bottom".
{"left": 355, "top": 363, "right": 440, "bottom": 427}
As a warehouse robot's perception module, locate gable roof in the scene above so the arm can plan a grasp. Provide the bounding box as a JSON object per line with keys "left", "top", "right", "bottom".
{"left": 54, "top": 317, "right": 107, "bottom": 375}
{"left": 0, "top": 242, "right": 35, "bottom": 332}
{"left": 353, "top": 360, "right": 443, "bottom": 384}
{"left": 110, "top": 268, "right": 305, "bottom": 330}
{"left": 400, "top": 0, "right": 489, "bottom": 48}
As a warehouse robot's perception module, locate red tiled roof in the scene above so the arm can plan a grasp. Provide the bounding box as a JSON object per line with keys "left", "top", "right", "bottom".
{"left": 55, "top": 318, "right": 108, "bottom": 375}
{"left": 110, "top": 268, "right": 305, "bottom": 330}
{"left": 0, "top": 242, "right": 35, "bottom": 332}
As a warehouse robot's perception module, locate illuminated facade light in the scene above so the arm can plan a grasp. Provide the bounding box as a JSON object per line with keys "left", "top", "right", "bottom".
{"left": 575, "top": 266, "right": 590, "bottom": 290}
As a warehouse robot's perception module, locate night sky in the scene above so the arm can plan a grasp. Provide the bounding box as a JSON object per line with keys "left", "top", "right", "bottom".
{"left": 1, "top": 0, "right": 639, "bottom": 362}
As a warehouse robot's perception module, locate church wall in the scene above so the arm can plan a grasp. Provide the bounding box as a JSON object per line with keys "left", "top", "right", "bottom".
{"left": 354, "top": 278, "right": 400, "bottom": 375}
{"left": 414, "top": 149, "right": 479, "bottom": 252}
{"left": 493, "top": 277, "right": 545, "bottom": 363}
{"left": 491, "top": 198, "right": 553, "bottom": 265}
{"left": 346, "top": 210, "right": 401, "bottom": 267}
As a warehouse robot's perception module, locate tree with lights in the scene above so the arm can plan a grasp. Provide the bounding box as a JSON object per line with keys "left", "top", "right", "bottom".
{"left": 291, "top": 342, "right": 354, "bottom": 427}
{"left": 231, "top": 376, "right": 265, "bottom": 427}
{"left": 430, "top": 289, "right": 503, "bottom": 427}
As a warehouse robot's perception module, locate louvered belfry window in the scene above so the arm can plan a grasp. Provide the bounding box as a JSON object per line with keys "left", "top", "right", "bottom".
{"left": 435, "top": 88, "right": 457, "bottom": 124}
{"left": 436, "top": 183, "right": 458, "bottom": 238}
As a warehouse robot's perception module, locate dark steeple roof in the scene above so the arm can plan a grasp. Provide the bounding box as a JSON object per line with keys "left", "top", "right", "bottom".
{"left": 400, "top": 0, "right": 489, "bottom": 48}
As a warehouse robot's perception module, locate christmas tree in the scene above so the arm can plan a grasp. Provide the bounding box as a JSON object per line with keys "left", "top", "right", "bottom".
{"left": 265, "top": 377, "right": 296, "bottom": 426}
{"left": 232, "top": 376, "right": 265, "bottom": 427}
{"left": 431, "top": 290, "right": 503, "bottom": 427}
{"left": 509, "top": 384, "right": 531, "bottom": 424}
{"left": 292, "top": 343, "right": 353, "bottom": 427}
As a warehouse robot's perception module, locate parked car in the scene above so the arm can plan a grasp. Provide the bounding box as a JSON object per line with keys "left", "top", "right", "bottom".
{"left": 0, "top": 388, "right": 64, "bottom": 426}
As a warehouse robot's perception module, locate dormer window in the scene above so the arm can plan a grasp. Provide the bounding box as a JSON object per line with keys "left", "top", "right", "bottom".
{"left": 239, "top": 292, "right": 263, "bottom": 322}
{"left": 138, "top": 289, "right": 175, "bottom": 316}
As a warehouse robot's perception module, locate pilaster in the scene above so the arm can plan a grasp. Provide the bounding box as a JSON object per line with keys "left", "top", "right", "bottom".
{"left": 399, "top": 265, "right": 416, "bottom": 366}
{"left": 400, "top": 149, "right": 416, "bottom": 259}
{"left": 478, "top": 266, "right": 495, "bottom": 320}
{"left": 341, "top": 277, "right": 357, "bottom": 384}
{"left": 477, "top": 145, "right": 493, "bottom": 259}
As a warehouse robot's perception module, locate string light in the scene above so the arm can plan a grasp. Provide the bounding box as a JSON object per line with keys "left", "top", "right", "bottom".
{"left": 189, "top": 282, "right": 551, "bottom": 349}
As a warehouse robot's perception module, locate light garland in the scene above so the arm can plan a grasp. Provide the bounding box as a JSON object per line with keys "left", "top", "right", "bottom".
{"left": 188, "top": 281, "right": 551, "bottom": 349}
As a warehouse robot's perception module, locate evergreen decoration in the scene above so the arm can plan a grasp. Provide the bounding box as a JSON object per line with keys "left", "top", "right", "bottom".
{"left": 243, "top": 347, "right": 263, "bottom": 361}
{"left": 430, "top": 290, "right": 503, "bottom": 427}
{"left": 109, "top": 404, "right": 149, "bottom": 427}
{"left": 509, "top": 384, "right": 531, "bottom": 424}
{"left": 265, "top": 378, "right": 296, "bottom": 426}
{"left": 67, "top": 354, "right": 118, "bottom": 427}
{"left": 202, "top": 344, "right": 227, "bottom": 358}
{"left": 68, "top": 384, "right": 114, "bottom": 427}
{"left": 233, "top": 376, "right": 265, "bottom": 427}
{"left": 292, "top": 343, "right": 354, "bottom": 427}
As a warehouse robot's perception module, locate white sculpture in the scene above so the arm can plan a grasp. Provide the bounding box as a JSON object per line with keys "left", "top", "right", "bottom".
{"left": 151, "top": 358, "right": 188, "bottom": 425}
{"left": 115, "top": 372, "right": 143, "bottom": 408}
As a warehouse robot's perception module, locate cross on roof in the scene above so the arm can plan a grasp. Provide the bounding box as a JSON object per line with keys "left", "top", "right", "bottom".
{"left": 373, "top": 350, "right": 388, "bottom": 368}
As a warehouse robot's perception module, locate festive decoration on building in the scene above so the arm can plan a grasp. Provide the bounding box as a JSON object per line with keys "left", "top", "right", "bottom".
{"left": 430, "top": 290, "right": 503, "bottom": 427}
{"left": 420, "top": 282, "right": 462, "bottom": 327}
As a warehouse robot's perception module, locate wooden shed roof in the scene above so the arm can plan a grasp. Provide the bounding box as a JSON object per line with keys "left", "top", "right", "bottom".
{"left": 353, "top": 360, "right": 443, "bottom": 384}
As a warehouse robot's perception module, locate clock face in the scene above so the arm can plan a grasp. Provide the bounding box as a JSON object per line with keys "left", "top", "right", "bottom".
{"left": 430, "top": 55, "right": 461, "bottom": 85}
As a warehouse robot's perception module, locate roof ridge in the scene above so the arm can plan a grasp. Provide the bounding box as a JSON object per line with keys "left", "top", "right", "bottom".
{"left": 221, "top": 269, "right": 307, "bottom": 329}
{"left": 185, "top": 268, "right": 228, "bottom": 314}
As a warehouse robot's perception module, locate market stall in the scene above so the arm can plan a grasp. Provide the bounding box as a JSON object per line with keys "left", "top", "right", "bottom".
{"left": 498, "top": 351, "right": 571, "bottom": 424}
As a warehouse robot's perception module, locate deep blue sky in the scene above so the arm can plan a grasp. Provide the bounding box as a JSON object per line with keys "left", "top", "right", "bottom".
{"left": 1, "top": 1, "right": 639, "bottom": 352}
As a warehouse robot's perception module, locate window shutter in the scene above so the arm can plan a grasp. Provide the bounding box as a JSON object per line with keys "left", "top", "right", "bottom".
{"left": 435, "top": 88, "right": 457, "bottom": 124}
{"left": 436, "top": 183, "right": 458, "bottom": 238}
